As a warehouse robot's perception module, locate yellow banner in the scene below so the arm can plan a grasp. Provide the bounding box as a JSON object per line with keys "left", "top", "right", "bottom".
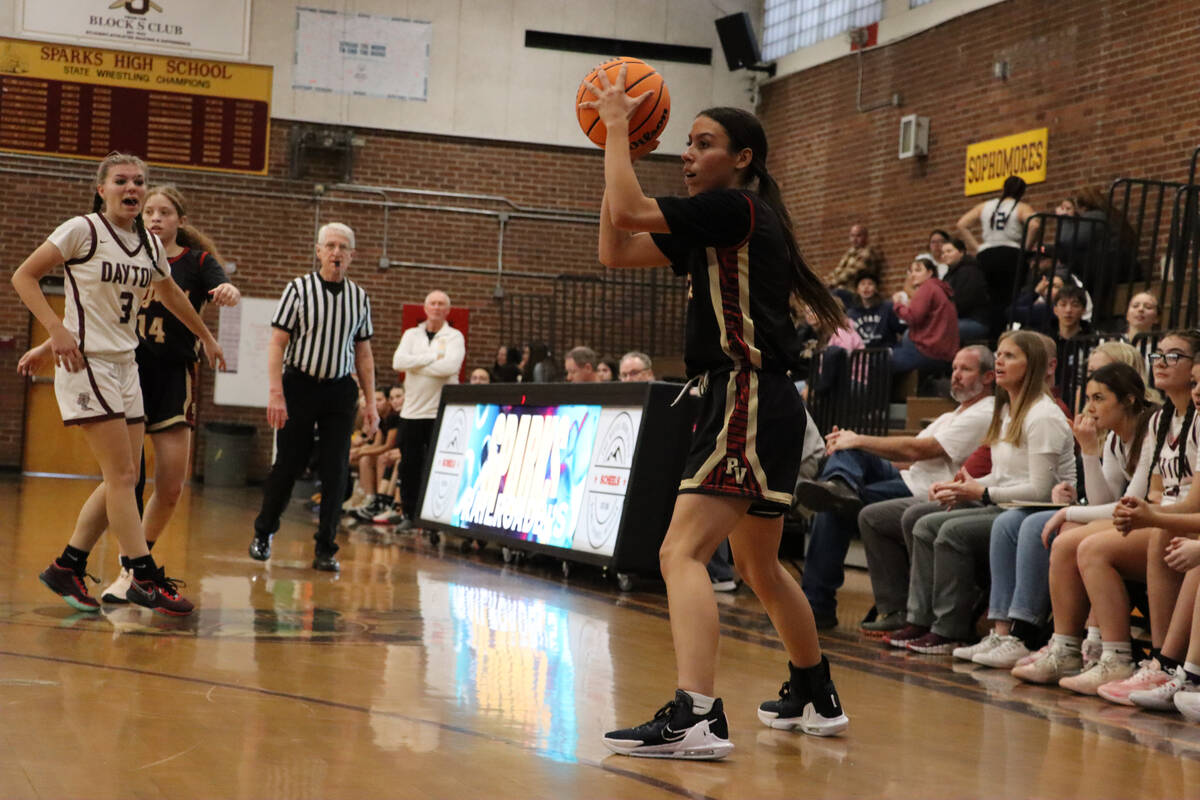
{"left": 0, "top": 36, "right": 271, "bottom": 102}
{"left": 964, "top": 128, "right": 1048, "bottom": 197}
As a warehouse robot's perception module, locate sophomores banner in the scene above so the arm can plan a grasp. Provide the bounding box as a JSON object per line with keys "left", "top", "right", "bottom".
{"left": 964, "top": 127, "right": 1048, "bottom": 196}
{"left": 17, "top": 0, "right": 252, "bottom": 60}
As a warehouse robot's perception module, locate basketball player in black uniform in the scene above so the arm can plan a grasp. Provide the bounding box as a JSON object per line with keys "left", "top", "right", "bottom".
{"left": 581, "top": 67, "right": 850, "bottom": 759}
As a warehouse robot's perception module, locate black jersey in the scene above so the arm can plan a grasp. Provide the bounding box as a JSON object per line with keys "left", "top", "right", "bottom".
{"left": 136, "top": 247, "right": 228, "bottom": 364}
{"left": 651, "top": 189, "right": 802, "bottom": 377}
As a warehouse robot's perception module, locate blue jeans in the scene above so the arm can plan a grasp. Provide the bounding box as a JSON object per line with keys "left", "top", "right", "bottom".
{"left": 988, "top": 508, "right": 1054, "bottom": 624}
{"left": 890, "top": 334, "right": 950, "bottom": 375}
{"left": 958, "top": 318, "right": 990, "bottom": 343}
{"left": 802, "top": 449, "right": 912, "bottom": 618}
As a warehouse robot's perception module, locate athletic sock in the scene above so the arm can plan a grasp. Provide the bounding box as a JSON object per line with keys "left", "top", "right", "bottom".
{"left": 1086, "top": 626, "right": 1102, "bottom": 641}
{"left": 684, "top": 690, "right": 715, "bottom": 715}
{"left": 1157, "top": 651, "right": 1182, "bottom": 671}
{"left": 129, "top": 554, "right": 158, "bottom": 582}
{"left": 119, "top": 555, "right": 133, "bottom": 570}
{"left": 1101, "top": 641, "right": 1133, "bottom": 661}
{"left": 1184, "top": 662, "right": 1200, "bottom": 684}
{"left": 57, "top": 545, "right": 89, "bottom": 576}
{"left": 1051, "top": 633, "right": 1082, "bottom": 651}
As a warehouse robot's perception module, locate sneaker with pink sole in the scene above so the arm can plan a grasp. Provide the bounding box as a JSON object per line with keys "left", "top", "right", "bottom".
{"left": 1098, "top": 659, "right": 1171, "bottom": 706}
{"left": 1059, "top": 653, "right": 1135, "bottom": 696}
{"left": 1129, "top": 667, "right": 1187, "bottom": 711}
{"left": 1174, "top": 682, "right": 1200, "bottom": 722}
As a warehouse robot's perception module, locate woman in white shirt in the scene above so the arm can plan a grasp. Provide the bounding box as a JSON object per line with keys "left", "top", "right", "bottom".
{"left": 956, "top": 176, "right": 1041, "bottom": 336}
{"left": 894, "top": 330, "right": 1075, "bottom": 654}
{"left": 973, "top": 362, "right": 1156, "bottom": 672}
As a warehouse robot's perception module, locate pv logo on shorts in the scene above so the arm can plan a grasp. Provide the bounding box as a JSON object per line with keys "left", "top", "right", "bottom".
{"left": 725, "top": 457, "right": 747, "bottom": 484}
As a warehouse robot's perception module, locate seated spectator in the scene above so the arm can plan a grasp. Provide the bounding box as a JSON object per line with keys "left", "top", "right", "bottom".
{"left": 941, "top": 239, "right": 991, "bottom": 343}
{"left": 618, "top": 352, "right": 655, "bottom": 382}
{"left": 795, "top": 345, "right": 995, "bottom": 630}
{"left": 847, "top": 271, "right": 902, "bottom": 347}
{"left": 974, "top": 362, "right": 1158, "bottom": 676}
{"left": 921, "top": 229, "right": 952, "bottom": 279}
{"left": 364, "top": 385, "right": 407, "bottom": 525}
{"left": 1052, "top": 284, "right": 1093, "bottom": 396}
{"left": 890, "top": 257, "right": 959, "bottom": 376}
{"left": 521, "top": 342, "right": 558, "bottom": 383}
{"left": 798, "top": 301, "right": 864, "bottom": 401}
{"left": 469, "top": 367, "right": 491, "bottom": 384}
{"left": 564, "top": 346, "right": 600, "bottom": 382}
{"left": 1120, "top": 291, "right": 1160, "bottom": 340}
{"left": 349, "top": 386, "right": 403, "bottom": 522}
{"left": 596, "top": 356, "right": 620, "bottom": 382}
{"left": 888, "top": 330, "right": 1076, "bottom": 655}
{"left": 827, "top": 223, "right": 888, "bottom": 305}
{"left": 491, "top": 345, "right": 521, "bottom": 382}
{"left": 956, "top": 176, "right": 1041, "bottom": 335}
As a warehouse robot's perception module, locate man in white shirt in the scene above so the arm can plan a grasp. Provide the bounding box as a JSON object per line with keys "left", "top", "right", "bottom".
{"left": 391, "top": 290, "right": 465, "bottom": 528}
{"left": 794, "top": 345, "right": 996, "bottom": 630}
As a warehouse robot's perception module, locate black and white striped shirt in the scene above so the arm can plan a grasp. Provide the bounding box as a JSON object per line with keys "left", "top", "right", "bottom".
{"left": 271, "top": 272, "right": 373, "bottom": 380}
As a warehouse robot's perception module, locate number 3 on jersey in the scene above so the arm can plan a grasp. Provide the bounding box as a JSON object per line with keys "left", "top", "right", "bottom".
{"left": 136, "top": 309, "right": 166, "bottom": 343}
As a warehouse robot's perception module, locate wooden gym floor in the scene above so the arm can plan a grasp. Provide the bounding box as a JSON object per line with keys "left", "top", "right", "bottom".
{"left": 1, "top": 473, "right": 1198, "bottom": 799}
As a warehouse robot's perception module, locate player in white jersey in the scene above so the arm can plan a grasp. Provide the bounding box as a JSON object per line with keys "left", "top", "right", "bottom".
{"left": 11, "top": 153, "right": 224, "bottom": 616}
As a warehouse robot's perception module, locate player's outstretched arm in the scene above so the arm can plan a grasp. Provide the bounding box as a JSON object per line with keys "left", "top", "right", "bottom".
{"left": 12, "top": 242, "right": 83, "bottom": 372}
{"left": 157, "top": 278, "right": 225, "bottom": 371}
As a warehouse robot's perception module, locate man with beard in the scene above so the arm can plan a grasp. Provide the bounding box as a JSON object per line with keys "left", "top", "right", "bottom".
{"left": 793, "top": 345, "right": 996, "bottom": 630}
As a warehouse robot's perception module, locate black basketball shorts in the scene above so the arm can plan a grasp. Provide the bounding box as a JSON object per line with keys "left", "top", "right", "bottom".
{"left": 139, "top": 359, "right": 197, "bottom": 432}
{"left": 678, "top": 369, "right": 804, "bottom": 518}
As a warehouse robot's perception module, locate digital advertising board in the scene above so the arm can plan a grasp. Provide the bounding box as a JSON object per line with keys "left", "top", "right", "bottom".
{"left": 417, "top": 382, "right": 696, "bottom": 573}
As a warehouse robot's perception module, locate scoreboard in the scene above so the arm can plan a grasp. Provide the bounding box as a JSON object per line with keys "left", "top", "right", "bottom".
{"left": 0, "top": 36, "right": 272, "bottom": 175}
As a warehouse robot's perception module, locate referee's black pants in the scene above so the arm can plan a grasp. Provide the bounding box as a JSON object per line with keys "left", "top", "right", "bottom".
{"left": 254, "top": 370, "right": 357, "bottom": 556}
{"left": 398, "top": 417, "right": 435, "bottom": 521}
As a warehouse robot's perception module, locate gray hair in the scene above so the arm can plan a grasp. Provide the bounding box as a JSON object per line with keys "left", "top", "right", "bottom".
{"left": 318, "top": 222, "right": 356, "bottom": 249}
{"left": 620, "top": 351, "right": 653, "bottom": 371}
{"left": 962, "top": 344, "right": 994, "bottom": 374}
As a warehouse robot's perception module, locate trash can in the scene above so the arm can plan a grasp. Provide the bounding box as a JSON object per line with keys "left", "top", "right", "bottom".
{"left": 203, "top": 422, "right": 256, "bottom": 487}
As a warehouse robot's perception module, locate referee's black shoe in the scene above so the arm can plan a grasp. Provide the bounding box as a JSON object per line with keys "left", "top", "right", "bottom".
{"left": 312, "top": 552, "right": 340, "bottom": 572}
{"left": 248, "top": 532, "right": 272, "bottom": 561}
{"left": 603, "top": 690, "right": 733, "bottom": 760}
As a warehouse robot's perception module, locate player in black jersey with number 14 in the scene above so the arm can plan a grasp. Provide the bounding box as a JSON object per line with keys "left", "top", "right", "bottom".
{"left": 581, "top": 66, "right": 850, "bottom": 760}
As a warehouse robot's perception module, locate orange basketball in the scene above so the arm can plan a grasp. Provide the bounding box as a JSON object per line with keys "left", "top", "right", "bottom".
{"left": 576, "top": 57, "right": 670, "bottom": 160}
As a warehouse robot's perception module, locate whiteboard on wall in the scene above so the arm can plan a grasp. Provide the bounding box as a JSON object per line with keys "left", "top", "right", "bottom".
{"left": 214, "top": 297, "right": 276, "bottom": 408}
{"left": 293, "top": 7, "right": 431, "bottom": 100}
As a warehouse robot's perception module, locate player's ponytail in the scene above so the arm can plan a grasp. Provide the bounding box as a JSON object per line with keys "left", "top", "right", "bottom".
{"left": 91, "top": 193, "right": 103, "bottom": 213}
{"left": 698, "top": 106, "right": 845, "bottom": 334}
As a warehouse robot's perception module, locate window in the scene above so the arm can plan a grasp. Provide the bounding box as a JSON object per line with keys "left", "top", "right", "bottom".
{"left": 762, "top": 0, "right": 884, "bottom": 60}
{"left": 910, "top": 0, "right": 934, "bottom": 7}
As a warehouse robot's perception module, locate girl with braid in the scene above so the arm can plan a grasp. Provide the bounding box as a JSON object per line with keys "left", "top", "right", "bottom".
{"left": 580, "top": 67, "right": 849, "bottom": 760}
{"left": 12, "top": 153, "right": 223, "bottom": 616}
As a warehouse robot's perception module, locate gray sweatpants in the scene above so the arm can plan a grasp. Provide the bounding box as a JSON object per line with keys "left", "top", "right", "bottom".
{"left": 908, "top": 505, "right": 1000, "bottom": 640}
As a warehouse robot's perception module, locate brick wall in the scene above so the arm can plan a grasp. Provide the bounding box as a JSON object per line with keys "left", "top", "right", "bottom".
{"left": 759, "top": 0, "right": 1200, "bottom": 292}
{"left": 0, "top": 125, "right": 683, "bottom": 477}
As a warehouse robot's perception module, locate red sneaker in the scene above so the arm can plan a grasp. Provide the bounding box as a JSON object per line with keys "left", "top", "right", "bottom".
{"left": 906, "top": 632, "right": 963, "bottom": 655}
{"left": 883, "top": 624, "right": 929, "bottom": 649}
{"left": 38, "top": 562, "right": 100, "bottom": 612}
{"left": 126, "top": 566, "right": 194, "bottom": 616}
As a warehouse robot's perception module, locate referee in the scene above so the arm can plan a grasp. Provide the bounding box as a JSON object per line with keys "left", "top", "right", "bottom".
{"left": 248, "top": 222, "right": 378, "bottom": 572}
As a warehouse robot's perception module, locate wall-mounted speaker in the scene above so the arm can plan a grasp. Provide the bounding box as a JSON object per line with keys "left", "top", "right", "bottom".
{"left": 715, "top": 12, "right": 762, "bottom": 71}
